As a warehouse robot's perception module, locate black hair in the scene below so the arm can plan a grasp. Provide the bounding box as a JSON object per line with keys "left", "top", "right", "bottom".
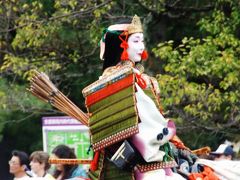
{"left": 102, "top": 18, "right": 133, "bottom": 71}
{"left": 12, "top": 150, "right": 30, "bottom": 169}
{"left": 52, "top": 144, "right": 78, "bottom": 180}
{"left": 102, "top": 31, "right": 125, "bottom": 71}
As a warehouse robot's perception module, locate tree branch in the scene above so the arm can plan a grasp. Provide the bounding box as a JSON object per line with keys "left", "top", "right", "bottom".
{"left": 165, "top": 3, "right": 214, "bottom": 13}
{"left": 0, "top": 0, "right": 112, "bottom": 33}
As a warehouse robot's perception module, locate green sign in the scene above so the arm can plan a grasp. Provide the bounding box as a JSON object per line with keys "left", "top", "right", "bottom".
{"left": 46, "top": 130, "right": 93, "bottom": 159}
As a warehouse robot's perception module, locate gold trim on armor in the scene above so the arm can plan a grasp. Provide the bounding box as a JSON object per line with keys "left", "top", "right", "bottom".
{"left": 82, "top": 66, "right": 133, "bottom": 97}
{"left": 136, "top": 160, "right": 178, "bottom": 173}
{"left": 92, "top": 125, "right": 139, "bottom": 152}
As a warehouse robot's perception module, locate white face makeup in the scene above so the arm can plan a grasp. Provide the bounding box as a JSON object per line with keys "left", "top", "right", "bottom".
{"left": 127, "top": 32, "right": 145, "bottom": 62}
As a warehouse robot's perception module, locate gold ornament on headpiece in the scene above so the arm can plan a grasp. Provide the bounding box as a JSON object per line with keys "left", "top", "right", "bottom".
{"left": 127, "top": 15, "right": 143, "bottom": 34}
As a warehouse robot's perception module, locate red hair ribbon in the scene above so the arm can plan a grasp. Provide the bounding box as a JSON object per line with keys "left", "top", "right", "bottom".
{"left": 119, "top": 32, "right": 129, "bottom": 61}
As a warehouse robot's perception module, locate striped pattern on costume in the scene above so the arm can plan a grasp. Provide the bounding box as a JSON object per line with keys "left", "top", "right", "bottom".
{"left": 83, "top": 67, "right": 139, "bottom": 152}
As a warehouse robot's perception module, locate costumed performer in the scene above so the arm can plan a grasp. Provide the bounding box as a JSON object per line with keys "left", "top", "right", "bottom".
{"left": 82, "top": 15, "right": 186, "bottom": 180}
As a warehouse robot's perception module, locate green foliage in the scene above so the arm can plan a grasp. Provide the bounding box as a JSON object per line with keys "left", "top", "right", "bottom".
{"left": 0, "top": 0, "right": 149, "bottom": 150}
{"left": 0, "top": 78, "right": 50, "bottom": 111}
{"left": 153, "top": 0, "right": 240, "bottom": 146}
{"left": 1, "top": 0, "right": 107, "bottom": 78}
{"left": 2, "top": 111, "right": 43, "bottom": 153}
{"left": 0, "top": 79, "right": 47, "bottom": 145}
{"left": 1, "top": 0, "right": 239, "bottom": 152}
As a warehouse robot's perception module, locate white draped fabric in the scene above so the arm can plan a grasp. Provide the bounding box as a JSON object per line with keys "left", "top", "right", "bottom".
{"left": 131, "top": 83, "right": 173, "bottom": 162}
{"left": 131, "top": 84, "right": 182, "bottom": 179}
{"left": 196, "top": 159, "right": 240, "bottom": 180}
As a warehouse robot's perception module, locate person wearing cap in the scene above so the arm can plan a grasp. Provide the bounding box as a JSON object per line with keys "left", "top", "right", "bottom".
{"left": 210, "top": 144, "right": 234, "bottom": 161}
{"left": 83, "top": 15, "right": 185, "bottom": 180}
{"left": 188, "top": 144, "right": 239, "bottom": 179}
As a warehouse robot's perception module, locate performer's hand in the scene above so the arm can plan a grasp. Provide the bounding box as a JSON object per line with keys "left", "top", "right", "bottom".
{"left": 170, "top": 142, "right": 198, "bottom": 165}
{"left": 178, "top": 149, "right": 198, "bottom": 165}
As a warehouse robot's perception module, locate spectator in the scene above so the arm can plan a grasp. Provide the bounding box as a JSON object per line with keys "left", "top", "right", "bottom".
{"left": 51, "top": 144, "right": 88, "bottom": 180}
{"left": 9, "top": 150, "right": 32, "bottom": 179}
{"left": 29, "top": 151, "right": 55, "bottom": 179}
{"left": 210, "top": 144, "right": 234, "bottom": 160}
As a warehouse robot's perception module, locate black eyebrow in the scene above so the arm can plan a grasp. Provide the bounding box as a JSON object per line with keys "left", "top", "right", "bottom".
{"left": 131, "top": 36, "right": 144, "bottom": 40}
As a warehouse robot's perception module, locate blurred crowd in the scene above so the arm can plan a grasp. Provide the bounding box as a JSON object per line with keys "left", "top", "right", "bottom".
{"left": 9, "top": 142, "right": 239, "bottom": 180}
{"left": 9, "top": 144, "right": 89, "bottom": 180}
